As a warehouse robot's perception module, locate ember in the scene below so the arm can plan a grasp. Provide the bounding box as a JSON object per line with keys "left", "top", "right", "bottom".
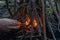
{"left": 33, "top": 18, "right": 37, "bottom": 28}
{"left": 25, "top": 16, "right": 30, "bottom": 26}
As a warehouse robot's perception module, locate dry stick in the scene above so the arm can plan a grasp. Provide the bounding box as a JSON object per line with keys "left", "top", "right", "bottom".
{"left": 14, "top": 0, "right": 16, "bottom": 16}
{"left": 54, "top": 0, "right": 59, "bottom": 14}
{"left": 41, "top": 0, "right": 47, "bottom": 40}
{"left": 39, "top": 0, "right": 43, "bottom": 31}
{"left": 5, "top": 0, "right": 13, "bottom": 18}
{"left": 17, "top": 35, "right": 40, "bottom": 38}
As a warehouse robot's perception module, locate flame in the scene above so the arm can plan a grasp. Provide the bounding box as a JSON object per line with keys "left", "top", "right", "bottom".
{"left": 25, "top": 17, "right": 38, "bottom": 30}
{"left": 33, "top": 18, "right": 37, "bottom": 28}
{"left": 17, "top": 16, "right": 38, "bottom": 30}
{"left": 25, "top": 16, "right": 30, "bottom": 26}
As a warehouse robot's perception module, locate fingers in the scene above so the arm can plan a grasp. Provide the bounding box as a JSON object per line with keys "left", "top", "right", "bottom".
{"left": 17, "top": 21, "right": 21, "bottom": 29}
{"left": 0, "top": 18, "right": 21, "bottom": 32}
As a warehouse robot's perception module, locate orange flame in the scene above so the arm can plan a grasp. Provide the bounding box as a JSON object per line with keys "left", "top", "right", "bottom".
{"left": 17, "top": 16, "right": 38, "bottom": 30}
{"left": 25, "top": 16, "right": 30, "bottom": 26}
{"left": 33, "top": 18, "right": 37, "bottom": 28}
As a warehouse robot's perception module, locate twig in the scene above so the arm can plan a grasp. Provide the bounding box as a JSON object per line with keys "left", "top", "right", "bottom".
{"left": 5, "top": 0, "right": 13, "bottom": 18}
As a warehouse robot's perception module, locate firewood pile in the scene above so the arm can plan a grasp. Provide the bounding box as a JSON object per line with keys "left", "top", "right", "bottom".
{"left": 0, "top": 0, "right": 60, "bottom": 40}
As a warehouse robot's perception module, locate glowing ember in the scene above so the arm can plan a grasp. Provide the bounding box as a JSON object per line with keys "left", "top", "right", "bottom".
{"left": 33, "top": 18, "right": 37, "bottom": 28}
{"left": 25, "top": 16, "right": 30, "bottom": 26}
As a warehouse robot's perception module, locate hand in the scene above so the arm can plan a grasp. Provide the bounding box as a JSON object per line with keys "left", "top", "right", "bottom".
{"left": 0, "top": 18, "right": 21, "bottom": 32}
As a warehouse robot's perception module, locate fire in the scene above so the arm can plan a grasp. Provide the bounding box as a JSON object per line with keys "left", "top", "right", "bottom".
{"left": 33, "top": 18, "right": 37, "bottom": 28}
{"left": 25, "top": 17, "right": 38, "bottom": 28}
{"left": 25, "top": 16, "right": 30, "bottom": 26}
{"left": 17, "top": 16, "right": 38, "bottom": 30}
